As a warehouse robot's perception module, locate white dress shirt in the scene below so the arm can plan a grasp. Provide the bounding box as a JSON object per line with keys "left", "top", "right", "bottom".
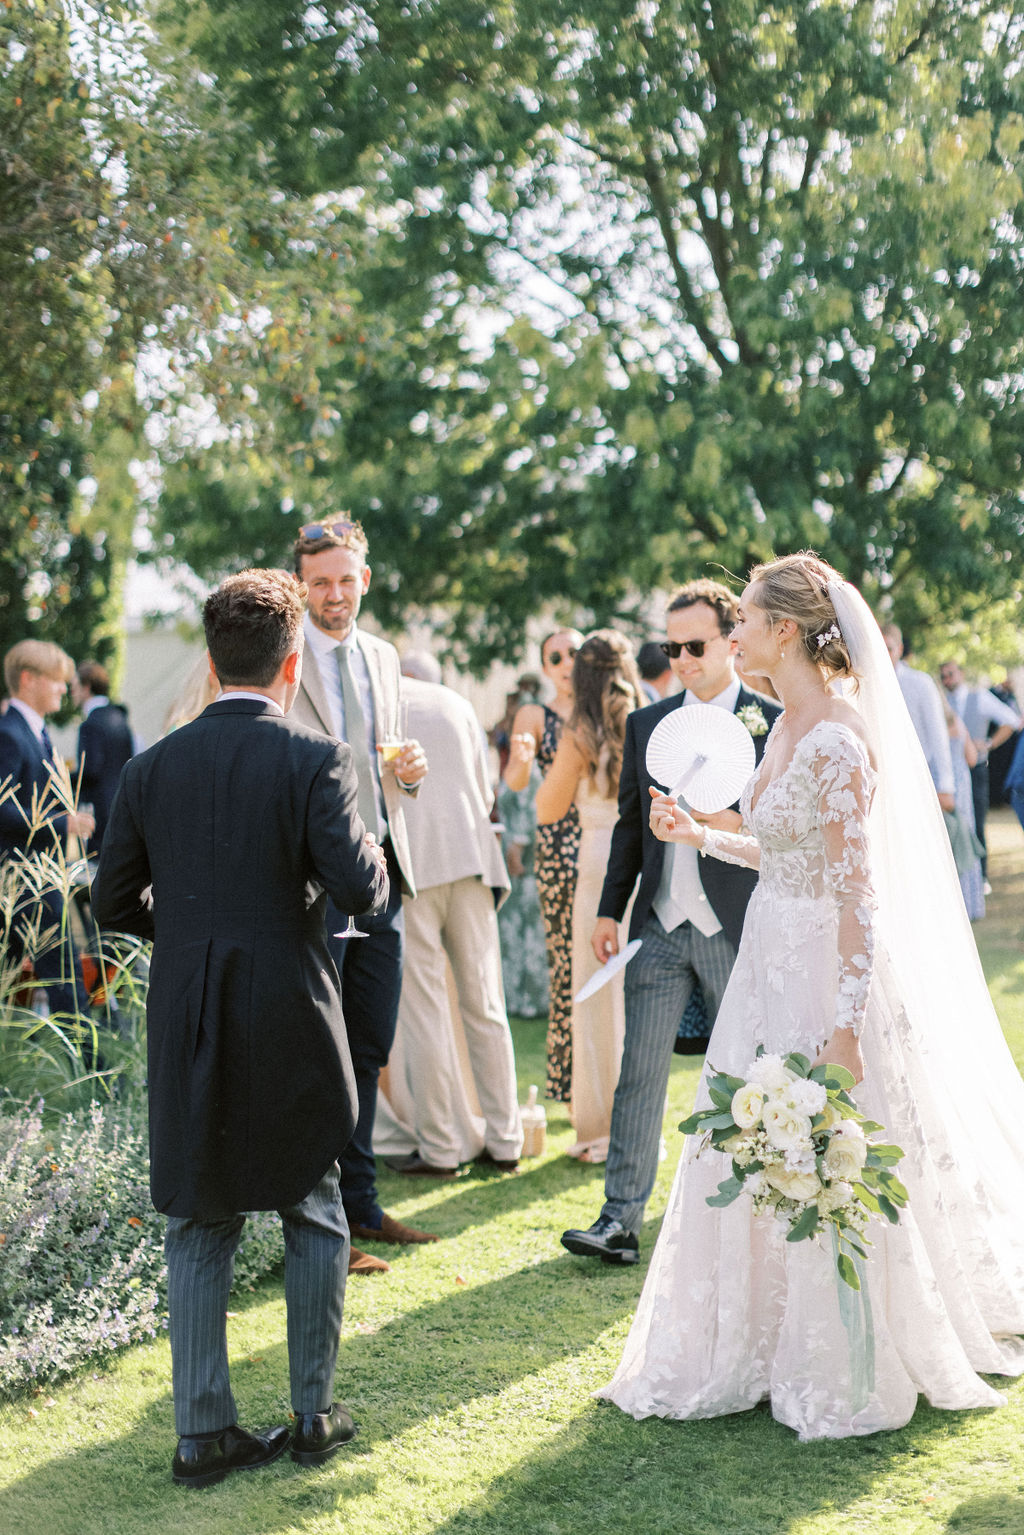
{"left": 947, "top": 682, "right": 1021, "bottom": 746}
{"left": 303, "top": 613, "right": 387, "bottom": 829}
{"left": 895, "top": 663, "right": 954, "bottom": 796}
{"left": 653, "top": 677, "right": 742, "bottom": 938}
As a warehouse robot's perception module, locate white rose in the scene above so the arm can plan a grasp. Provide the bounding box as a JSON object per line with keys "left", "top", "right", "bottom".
{"left": 762, "top": 1097, "right": 813, "bottom": 1152}
{"left": 746, "top": 1054, "right": 795, "bottom": 1092}
{"left": 765, "top": 1165, "right": 821, "bottom": 1203}
{"left": 786, "top": 1078, "right": 828, "bottom": 1116}
{"left": 817, "top": 1180, "right": 854, "bottom": 1215}
{"left": 822, "top": 1134, "right": 867, "bottom": 1180}
{"left": 731, "top": 1084, "right": 766, "bottom": 1129}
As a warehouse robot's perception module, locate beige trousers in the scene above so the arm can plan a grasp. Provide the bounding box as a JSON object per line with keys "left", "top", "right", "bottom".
{"left": 374, "top": 877, "right": 523, "bottom": 1167}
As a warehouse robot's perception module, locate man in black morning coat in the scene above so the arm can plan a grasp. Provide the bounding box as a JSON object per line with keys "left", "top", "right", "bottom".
{"left": 92, "top": 568, "right": 389, "bottom": 1488}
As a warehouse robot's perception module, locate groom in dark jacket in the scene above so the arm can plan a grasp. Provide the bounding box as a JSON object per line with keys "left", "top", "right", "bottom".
{"left": 93, "top": 568, "right": 389, "bottom": 1487}
{"left": 562, "top": 579, "right": 780, "bottom": 1264}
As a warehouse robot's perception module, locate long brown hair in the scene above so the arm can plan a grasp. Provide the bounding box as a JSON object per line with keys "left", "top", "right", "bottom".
{"left": 570, "top": 629, "right": 643, "bottom": 796}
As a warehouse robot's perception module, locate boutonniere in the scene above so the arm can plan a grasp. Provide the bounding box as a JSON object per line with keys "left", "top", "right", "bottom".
{"left": 737, "top": 703, "right": 768, "bottom": 737}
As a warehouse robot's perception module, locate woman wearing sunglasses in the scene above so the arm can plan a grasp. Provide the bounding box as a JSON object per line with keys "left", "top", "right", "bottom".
{"left": 535, "top": 631, "right": 644, "bottom": 1161}
{"left": 503, "top": 628, "right": 584, "bottom": 1101}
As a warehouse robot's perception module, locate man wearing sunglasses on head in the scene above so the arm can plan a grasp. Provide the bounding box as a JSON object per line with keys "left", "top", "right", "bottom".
{"left": 291, "top": 518, "right": 433, "bottom": 1274}
{"left": 562, "top": 579, "right": 781, "bottom": 1266}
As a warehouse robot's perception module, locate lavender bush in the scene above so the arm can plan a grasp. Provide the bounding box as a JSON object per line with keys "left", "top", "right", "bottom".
{"left": 0, "top": 1100, "right": 284, "bottom": 1396}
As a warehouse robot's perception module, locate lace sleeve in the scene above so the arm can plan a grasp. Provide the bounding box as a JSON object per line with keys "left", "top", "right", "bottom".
{"left": 814, "top": 727, "right": 877, "bottom": 1037}
{"left": 700, "top": 827, "right": 761, "bottom": 870}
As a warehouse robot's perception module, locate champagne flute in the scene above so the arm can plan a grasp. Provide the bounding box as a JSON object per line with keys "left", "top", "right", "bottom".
{"left": 376, "top": 697, "right": 409, "bottom": 767}
{"left": 334, "top": 914, "right": 368, "bottom": 940}
{"left": 334, "top": 833, "right": 384, "bottom": 940}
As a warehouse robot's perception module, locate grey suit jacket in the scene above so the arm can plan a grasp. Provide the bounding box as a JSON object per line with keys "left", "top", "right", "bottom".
{"left": 290, "top": 626, "right": 418, "bottom": 897}
{"left": 400, "top": 678, "right": 510, "bottom": 906}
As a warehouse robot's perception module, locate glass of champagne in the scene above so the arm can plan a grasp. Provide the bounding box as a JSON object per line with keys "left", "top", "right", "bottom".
{"left": 376, "top": 697, "right": 409, "bottom": 769}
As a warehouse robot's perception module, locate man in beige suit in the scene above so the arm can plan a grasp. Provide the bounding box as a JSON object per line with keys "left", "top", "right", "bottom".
{"left": 290, "top": 520, "right": 431, "bottom": 1274}
{"left": 375, "top": 657, "right": 523, "bottom": 1175}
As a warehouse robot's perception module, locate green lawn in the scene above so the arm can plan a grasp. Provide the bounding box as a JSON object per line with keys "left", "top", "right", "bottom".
{"left": 3, "top": 813, "right": 1024, "bottom": 1534}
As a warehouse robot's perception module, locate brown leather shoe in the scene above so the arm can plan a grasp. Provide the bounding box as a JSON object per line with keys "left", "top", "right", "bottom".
{"left": 396, "top": 1154, "right": 459, "bottom": 1179}
{"left": 475, "top": 1149, "right": 520, "bottom": 1174}
{"left": 349, "top": 1211, "right": 439, "bottom": 1245}
{"left": 348, "top": 1245, "right": 390, "bottom": 1274}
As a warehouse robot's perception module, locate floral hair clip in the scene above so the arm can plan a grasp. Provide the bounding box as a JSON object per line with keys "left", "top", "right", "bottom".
{"left": 815, "top": 622, "right": 841, "bottom": 649}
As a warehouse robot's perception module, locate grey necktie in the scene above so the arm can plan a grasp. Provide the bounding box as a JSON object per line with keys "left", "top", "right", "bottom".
{"left": 336, "top": 645, "right": 379, "bottom": 840}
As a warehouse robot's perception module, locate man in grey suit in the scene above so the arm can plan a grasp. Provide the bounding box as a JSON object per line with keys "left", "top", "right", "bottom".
{"left": 289, "top": 519, "right": 432, "bottom": 1273}
{"left": 93, "top": 569, "right": 389, "bottom": 1486}
{"left": 562, "top": 580, "right": 780, "bottom": 1264}
{"left": 375, "top": 659, "right": 522, "bottom": 1176}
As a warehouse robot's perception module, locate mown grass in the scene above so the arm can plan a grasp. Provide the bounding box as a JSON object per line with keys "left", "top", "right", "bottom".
{"left": 2, "top": 812, "right": 1024, "bottom": 1535}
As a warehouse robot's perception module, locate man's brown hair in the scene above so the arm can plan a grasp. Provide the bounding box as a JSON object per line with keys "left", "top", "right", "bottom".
{"left": 666, "top": 578, "right": 739, "bottom": 635}
{"left": 203, "top": 569, "right": 306, "bottom": 687}
{"left": 293, "top": 517, "right": 369, "bottom": 578}
{"left": 76, "top": 660, "right": 110, "bottom": 695}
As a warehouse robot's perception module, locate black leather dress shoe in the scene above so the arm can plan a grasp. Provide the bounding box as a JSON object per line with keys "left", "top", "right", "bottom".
{"left": 171, "top": 1423, "right": 290, "bottom": 1488}
{"left": 291, "top": 1403, "right": 357, "bottom": 1466}
{"left": 561, "top": 1214, "right": 639, "bottom": 1264}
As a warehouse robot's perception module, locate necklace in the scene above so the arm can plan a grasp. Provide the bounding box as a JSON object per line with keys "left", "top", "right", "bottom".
{"left": 780, "top": 675, "right": 828, "bottom": 714}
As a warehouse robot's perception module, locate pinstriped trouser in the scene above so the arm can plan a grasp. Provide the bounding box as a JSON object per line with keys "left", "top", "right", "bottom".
{"left": 601, "top": 914, "right": 737, "bottom": 1235}
{"left": 165, "top": 1163, "right": 349, "bottom": 1436}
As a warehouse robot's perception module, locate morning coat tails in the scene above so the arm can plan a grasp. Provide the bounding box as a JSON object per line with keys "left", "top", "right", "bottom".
{"left": 92, "top": 697, "right": 389, "bottom": 1221}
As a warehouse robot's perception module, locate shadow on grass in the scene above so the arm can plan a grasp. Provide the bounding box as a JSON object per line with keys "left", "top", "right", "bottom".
{"left": 944, "top": 1494, "right": 1024, "bottom": 1532}
{"left": 417, "top": 1395, "right": 989, "bottom": 1535}
{"left": 373, "top": 1143, "right": 609, "bottom": 1239}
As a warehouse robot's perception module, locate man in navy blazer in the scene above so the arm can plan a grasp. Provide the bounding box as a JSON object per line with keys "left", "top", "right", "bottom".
{"left": 562, "top": 580, "right": 780, "bottom": 1265}
{"left": 72, "top": 660, "right": 135, "bottom": 857}
{"left": 0, "top": 639, "right": 94, "bottom": 1015}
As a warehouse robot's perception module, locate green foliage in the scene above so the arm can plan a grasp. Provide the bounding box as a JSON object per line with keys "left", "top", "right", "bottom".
{"left": 140, "top": 1, "right": 1024, "bottom": 668}
{"left": 0, "top": 1098, "right": 284, "bottom": 1396}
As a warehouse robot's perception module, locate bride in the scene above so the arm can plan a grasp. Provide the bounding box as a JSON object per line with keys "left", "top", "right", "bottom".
{"left": 598, "top": 552, "right": 1024, "bottom": 1440}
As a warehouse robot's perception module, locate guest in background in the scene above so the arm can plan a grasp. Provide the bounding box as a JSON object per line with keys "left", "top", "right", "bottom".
{"left": 939, "top": 660, "right": 1021, "bottom": 882}
{"left": 489, "top": 673, "right": 542, "bottom": 778}
{"left": 636, "top": 641, "right": 674, "bottom": 704}
{"left": 503, "top": 628, "right": 584, "bottom": 1102}
{"left": 374, "top": 654, "right": 521, "bottom": 1176}
{"left": 0, "top": 640, "right": 94, "bottom": 1017}
{"left": 496, "top": 763, "right": 550, "bottom": 1020}
{"left": 72, "top": 661, "right": 135, "bottom": 858}
{"left": 537, "top": 631, "right": 643, "bottom": 1163}
{"left": 1004, "top": 726, "right": 1024, "bottom": 836}
{"left": 941, "top": 696, "right": 985, "bottom": 921}
{"left": 882, "top": 625, "right": 955, "bottom": 809}
{"left": 986, "top": 680, "right": 1021, "bottom": 807}
{"left": 289, "top": 518, "right": 432, "bottom": 1275}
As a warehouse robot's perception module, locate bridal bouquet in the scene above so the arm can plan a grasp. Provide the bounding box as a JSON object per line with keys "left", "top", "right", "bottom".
{"left": 680, "top": 1049, "right": 907, "bottom": 1289}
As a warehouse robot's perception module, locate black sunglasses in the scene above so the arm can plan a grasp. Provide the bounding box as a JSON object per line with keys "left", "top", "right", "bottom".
{"left": 299, "top": 519, "right": 356, "bottom": 540}
{"left": 660, "top": 637, "right": 720, "bottom": 659}
{"left": 545, "top": 647, "right": 578, "bottom": 667}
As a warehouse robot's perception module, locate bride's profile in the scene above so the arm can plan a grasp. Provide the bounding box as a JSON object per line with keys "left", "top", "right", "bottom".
{"left": 598, "top": 551, "right": 1024, "bottom": 1440}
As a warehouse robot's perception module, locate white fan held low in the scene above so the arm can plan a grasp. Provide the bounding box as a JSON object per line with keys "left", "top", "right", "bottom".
{"left": 645, "top": 703, "right": 757, "bottom": 814}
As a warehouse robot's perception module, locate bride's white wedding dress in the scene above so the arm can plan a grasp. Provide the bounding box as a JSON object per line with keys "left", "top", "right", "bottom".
{"left": 599, "top": 586, "right": 1024, "bottom": 1441}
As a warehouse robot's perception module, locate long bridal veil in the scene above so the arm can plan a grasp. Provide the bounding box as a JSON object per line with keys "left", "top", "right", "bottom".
{"left": 831, "top": 579, "right": 1024, "bottom": 1290}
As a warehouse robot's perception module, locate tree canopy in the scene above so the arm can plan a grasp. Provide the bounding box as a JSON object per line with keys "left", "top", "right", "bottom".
{"left": 8, "top": 3, "right": 1024, "bottom": 672}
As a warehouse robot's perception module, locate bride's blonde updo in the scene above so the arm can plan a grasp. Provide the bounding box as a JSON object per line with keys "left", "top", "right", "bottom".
{"left": 747, "top": 551, "right": 855, "bottom": 683}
